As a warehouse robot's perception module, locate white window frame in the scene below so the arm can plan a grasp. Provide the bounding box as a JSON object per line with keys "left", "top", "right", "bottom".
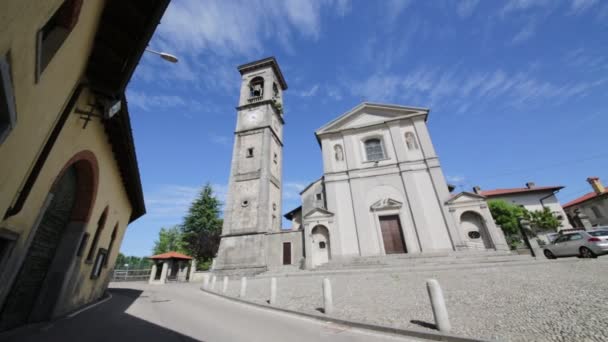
{"left": 0, "top": 53, "right": 16, "bottom": 145}
{"left": 362, "top": 136, "right": 387, "bottom": 162}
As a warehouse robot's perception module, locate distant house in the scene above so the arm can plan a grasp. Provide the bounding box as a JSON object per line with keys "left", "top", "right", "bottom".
{"left": 563, "top": 177, "right": 608, "bottom": 228}
{"left": 474, "top": 182, "right": 572, "bottom": 230}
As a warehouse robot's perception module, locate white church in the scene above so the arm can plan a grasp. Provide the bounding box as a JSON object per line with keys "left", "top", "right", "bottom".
{"left": 213, "top": 57, "right": 509, "bottom": 274}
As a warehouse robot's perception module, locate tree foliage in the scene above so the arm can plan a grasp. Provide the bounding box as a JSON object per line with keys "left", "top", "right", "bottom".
{"left": 488, "top": 199, "right": 561, "bottom": 242}
{"left": 115, "top": 253, "right": 152, "bottom": 270}
{"left": 526, "top": 207, "right": 560, "bottom": 233}
{"left": 180, "top": 184, "right": 223, "bottom": 265}
{"left": 488, "top": 200, "right": 527, "bottom": 236}
{"left": 152, "top": 225, "right": 184, "bottom": 255}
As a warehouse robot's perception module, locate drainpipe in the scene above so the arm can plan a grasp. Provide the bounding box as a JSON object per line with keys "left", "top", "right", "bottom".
{"left": 4, "top": 83, "right": 86, "bottom": 219}
{"left": 539, "top": 189, "right": 559, "bottom": 209}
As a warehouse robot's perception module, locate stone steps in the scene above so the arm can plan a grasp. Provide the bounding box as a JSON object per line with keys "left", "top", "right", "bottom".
{"left": 314, "top": 251, "right": 526, "bottom": 270}
{"left": 255, "top": 250, "right": 564, "bottom": 278}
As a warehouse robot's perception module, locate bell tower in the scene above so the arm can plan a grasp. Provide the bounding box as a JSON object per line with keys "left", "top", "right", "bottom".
{"left": 214, "top": 57, "right": 287, "bottom": 273}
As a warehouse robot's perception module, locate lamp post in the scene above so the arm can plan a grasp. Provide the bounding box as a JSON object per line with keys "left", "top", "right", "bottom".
{"left": 145, "top": 48, "right": 179, "bottom": 63}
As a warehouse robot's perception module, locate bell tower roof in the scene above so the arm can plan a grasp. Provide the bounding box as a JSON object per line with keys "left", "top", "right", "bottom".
{"left": 237, "top": 56, "right": 288, "bottom": 90}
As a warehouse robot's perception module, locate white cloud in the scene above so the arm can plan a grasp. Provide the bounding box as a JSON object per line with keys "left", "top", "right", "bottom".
{"left": 144, "top": 183, "right": 228, "bottom": 224}
{"left": 298, "top": 84, "right": 320, "bottom": 97}
{"left": 446, "top": 175, "right": 466, "bottom": 184}
{"left": 385, "top": 0, "right": 412, "bottom": 24}
{"left": 510, "top": 22, "right": 536, "bottom": 44}
{"left": 456, "top": 0, "right": 480, "bottom": 18}
{"left": 209, "top": 134, "right": 232, "bottom": 147}
{"left": 346, "top": 66, "right": 606, "bottom": 112}
{"left": 283, "top": 182, "right": 307, "bottom": 200}
{"left": 157, "top": 0, "right": 348, "bottom": 57}
{"left": 570, "top": 0, "right": 599, "bottom": 14}
{"left": 127, "top": 91, "right": 186, "bottom": 111}
{"left": 500, "top": 0, "right": 552, "bottom": 16}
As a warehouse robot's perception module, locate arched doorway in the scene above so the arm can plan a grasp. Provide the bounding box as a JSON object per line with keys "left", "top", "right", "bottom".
{"left": 460, "top": 211, "right": 493, "bottom": 249}
{"left": 0, "top": 152, "right": 97, "bottom": 331}
{"left": 311, "top": 225, "right": 330, "bottom": 267}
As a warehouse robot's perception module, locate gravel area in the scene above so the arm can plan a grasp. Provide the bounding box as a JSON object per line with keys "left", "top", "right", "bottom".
{"left": 212, "top": 258, "right": 608, "bottom": 342}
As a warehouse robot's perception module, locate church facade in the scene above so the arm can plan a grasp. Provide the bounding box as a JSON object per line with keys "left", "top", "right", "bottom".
{"left": 214, "top": 57, "right": 509, "bottom": 274}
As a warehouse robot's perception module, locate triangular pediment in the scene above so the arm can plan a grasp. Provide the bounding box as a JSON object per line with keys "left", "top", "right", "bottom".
{"left": 370, "top": 198, "right": 403, "bottom": 211}
{"left": 316, "top": 102, "right": 428, "bottom": 135}
{"left": 445, "top": 192, "right": 486, "bottom": 204}
{"left": 303, "top": 207, "right": 334, "bottom": 219}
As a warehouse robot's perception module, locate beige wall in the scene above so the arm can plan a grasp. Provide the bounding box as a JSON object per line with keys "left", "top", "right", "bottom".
{"left": 0, "top": 0, "right": 105, "bottom": 217}
{"left": 0, "top": 86, "right": 133, "bottom": 314}
{"left": 0, "top": 0, "right": 135, "bottom": 318}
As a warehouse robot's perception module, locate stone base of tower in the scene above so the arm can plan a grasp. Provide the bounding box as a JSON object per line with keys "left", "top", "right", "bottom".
{"left": 212, "top": 234, "right": 268, "bottom": 275}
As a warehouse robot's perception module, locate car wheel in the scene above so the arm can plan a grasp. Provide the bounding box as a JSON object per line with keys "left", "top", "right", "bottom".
{"left": 580, "top": 247, "right": 597, "bottom": 259}
{"left": 544, "top": 250, "right": 556, "bottom": 259}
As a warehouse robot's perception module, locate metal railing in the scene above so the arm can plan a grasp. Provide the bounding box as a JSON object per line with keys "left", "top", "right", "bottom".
{"left": 111, "top": 268, "right": 151, "bottom": 282}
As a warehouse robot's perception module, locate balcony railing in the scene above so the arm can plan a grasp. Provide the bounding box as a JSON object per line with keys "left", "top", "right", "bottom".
{"left": 247, "top": 95, "right": 263, "bottom": 103}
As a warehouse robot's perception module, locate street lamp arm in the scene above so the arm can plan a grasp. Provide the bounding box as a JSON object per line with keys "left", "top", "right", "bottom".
{"left": 145, "top": 48, "right": 179, "bottom": 63}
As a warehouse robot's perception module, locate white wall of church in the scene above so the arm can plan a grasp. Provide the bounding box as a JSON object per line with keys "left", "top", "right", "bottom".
{"left": 324, "top": 179, "right": 358, "bottom": 257}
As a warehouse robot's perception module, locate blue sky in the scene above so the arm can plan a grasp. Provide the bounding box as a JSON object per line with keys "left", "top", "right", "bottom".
{"left": 121, "top": 0, "right": 608, "bottom": 257}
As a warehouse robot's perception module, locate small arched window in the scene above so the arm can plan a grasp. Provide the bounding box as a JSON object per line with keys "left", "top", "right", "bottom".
{"left": 104, "top": 223, "right": 118, "bottom": 267}
{"left": 364, "top": 138, "right": 385, "bottom": 161}
{"left": 249, "top": 76, "right": 264, "bottom": 97}
{"left": 87, "top": 206, "right": 108, "bottom": 262}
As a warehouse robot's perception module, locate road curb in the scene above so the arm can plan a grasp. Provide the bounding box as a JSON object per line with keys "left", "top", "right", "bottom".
{"left": 200, "top": 287, "right": 491, "bottom": 342}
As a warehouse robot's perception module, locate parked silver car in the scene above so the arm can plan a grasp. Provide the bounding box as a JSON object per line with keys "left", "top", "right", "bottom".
{"left": 543, "top": 229, "right": 608, "bottom": 259}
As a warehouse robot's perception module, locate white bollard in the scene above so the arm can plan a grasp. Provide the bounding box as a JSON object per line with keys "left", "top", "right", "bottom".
{"left": 202, "top": 274, "right": 210, "bottom": 289}
{"left": 323, "top": 278, "right": 333, "bottom": 315}
{"left": 240, "top": 277, "right": 247, "bottom": 298}
{"left": 426, "top": 279, "right": 451, "bottom": 333}
{"left": 222, "top": 276, "right": 229, "bottom": 294}
{"left": 210, "top": 275, "right": 217, "bottom": 291}
{"left": 270, "top": 277, "right": 277, "bottom": 305}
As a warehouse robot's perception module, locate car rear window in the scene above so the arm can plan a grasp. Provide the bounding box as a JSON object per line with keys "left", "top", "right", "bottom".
{"left": 588, "top": 231, "right": 608, "bottom": 237}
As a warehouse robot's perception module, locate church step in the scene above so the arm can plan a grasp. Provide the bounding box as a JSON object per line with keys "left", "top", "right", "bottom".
{"left": 314, "top": 252, "right": 530, "bottom": 271}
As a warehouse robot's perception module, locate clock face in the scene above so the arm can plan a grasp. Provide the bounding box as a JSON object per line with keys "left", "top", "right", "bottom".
{"left": 246, "top": 109, "right": 261, "bottom": 124}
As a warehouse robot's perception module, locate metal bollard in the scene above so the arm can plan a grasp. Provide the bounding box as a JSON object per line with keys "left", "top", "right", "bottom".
{"left": 210, "top": 275, "right": 216, "bottom": 291}
{"left": 426, "top": 279, "right": 451, "bottom": 333}
{"left": 323, "top": 278, "right": 333, "bottom": 315}
{"left": 240, "top": 277, "right": 247, "bottom": 298}
{"left": 270, "top": 277, "right": 277, "bottom": 305}
{"left": 222, "top": 276, "right": 229, "bottom": 294}
{"left": 202, "top": 274, "right": 210, "bottom": 289}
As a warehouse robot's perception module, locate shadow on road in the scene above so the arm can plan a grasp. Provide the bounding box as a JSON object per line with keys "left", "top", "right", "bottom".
{"left": 1, "top": 288, "right": 203, "bottom": 342}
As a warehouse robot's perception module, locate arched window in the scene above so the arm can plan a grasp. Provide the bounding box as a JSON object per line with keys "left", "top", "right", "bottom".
{"left": 86, "top": 206, "right": 108, "bottom": 262}
{"left": 249, "top": 76, "right": 264, "bottom": 97}
{"left": 364, "top": 138, "right": 385, "bottom": 161}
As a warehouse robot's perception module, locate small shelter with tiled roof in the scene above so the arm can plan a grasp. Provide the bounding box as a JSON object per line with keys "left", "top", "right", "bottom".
{"left": 148, "top": 251, "right": 195, "bottom": 284}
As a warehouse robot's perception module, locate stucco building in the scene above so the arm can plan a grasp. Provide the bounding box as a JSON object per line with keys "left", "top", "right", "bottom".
{"left": 0, "top": 0, "right": 168, "bottom": 331}
{"left": 474, "top": 182, "right": 572, "bottom": 230}
{"left": 563, "top": 177, "right": 608, "bottom": 228}
{"left": 214, "top": 57, "right": 509, "bottom": 274}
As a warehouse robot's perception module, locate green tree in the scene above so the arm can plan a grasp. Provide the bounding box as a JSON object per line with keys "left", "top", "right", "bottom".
{"left": 181, "top": 184, "right": 223, "bottom": 267}
{"left": 527, "top": 207, "right": 560, "bottom": 233}
{"left": 153, "top": 225, "right": 184, "bottom": 255}
{"left": 488, "top": 200, "right": 528, "bottom": 237}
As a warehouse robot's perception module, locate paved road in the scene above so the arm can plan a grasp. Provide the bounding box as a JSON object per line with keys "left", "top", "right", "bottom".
{"left": 2, "top": 282, "right": 421, "bottom": 342}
